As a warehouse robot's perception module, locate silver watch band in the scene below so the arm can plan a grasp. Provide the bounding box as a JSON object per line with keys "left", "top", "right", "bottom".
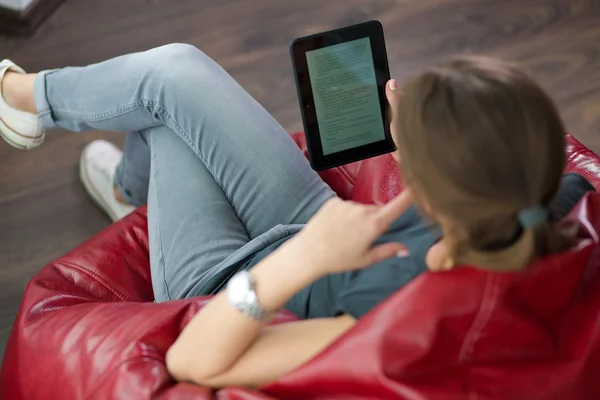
{"left": 226, "top": 271, "right": 276, "bottom": 321}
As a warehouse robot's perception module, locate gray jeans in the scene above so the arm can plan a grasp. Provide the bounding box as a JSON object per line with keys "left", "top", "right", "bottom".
{"left": 34, "top": 44, "right": 335, "bottom": 301}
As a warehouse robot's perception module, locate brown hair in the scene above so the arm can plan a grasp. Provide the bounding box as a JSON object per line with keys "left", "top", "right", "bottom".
{"left": 395, "top": 56, "right": 573, "bottom": 271}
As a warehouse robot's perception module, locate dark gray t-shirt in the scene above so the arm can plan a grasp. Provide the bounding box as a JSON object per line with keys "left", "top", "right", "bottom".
{"left": 237, "top": 174, "right": 594, "bottom": 319}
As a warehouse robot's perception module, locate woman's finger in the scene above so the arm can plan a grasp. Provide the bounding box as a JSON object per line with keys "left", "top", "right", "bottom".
{"left": 375, "top": 189, "right": 414, "bottom": 225}
{"left": 366, "top": 242, "right": 408, "bottom": 265}
{"left": 385, "top": 79, "right": 401, "bottom": 112}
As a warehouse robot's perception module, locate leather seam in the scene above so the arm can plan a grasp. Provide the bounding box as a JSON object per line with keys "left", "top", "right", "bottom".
{"left": 567, "top": 150, "right": 585, "bottom": 161}
{"left": 337, "top": 165, "right": 356, "bottom": 187}
{"left": 53, "top": 261, "right": 129, "bottom": 302}
{"left": 459, "top": 274, "right": 500, "bottom": 362}
{"left": 83, "top": 352, "right": 165, "bottom": 400}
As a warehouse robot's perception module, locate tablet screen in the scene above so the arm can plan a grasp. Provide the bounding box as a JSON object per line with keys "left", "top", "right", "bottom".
{"left": 305, "top": 37, "right": 385, "bottom": 155}
{"left": 291, "top": 20, "right": 394, "bottom": 170}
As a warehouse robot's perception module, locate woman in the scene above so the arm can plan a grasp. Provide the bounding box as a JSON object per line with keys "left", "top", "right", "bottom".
{"left": 0, "top": 44, "right": 593, "bottom": 388}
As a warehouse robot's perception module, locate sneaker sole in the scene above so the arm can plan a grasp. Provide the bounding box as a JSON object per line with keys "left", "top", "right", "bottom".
{"left": 79, "top": 147, "right": 120, "bottom": 222}
{"left": 0, "top": 117, "right": 44, "bottom": 150}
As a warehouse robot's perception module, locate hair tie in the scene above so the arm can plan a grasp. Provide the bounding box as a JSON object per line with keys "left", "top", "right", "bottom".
{"left": 517, "top": 205, "right": 549, "bottom": 228}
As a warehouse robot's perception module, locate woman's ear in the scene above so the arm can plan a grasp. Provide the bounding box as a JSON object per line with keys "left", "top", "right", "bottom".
{"left": 425, "top": 241, "right": 453, "bottom": 272}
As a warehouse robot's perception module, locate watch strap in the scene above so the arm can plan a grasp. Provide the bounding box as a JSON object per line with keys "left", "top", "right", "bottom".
{"left": 226, "top": 271, "right": 277, "bottom": 321}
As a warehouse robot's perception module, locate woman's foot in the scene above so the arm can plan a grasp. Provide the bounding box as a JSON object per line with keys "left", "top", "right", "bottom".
{"left": 80, "top": 140, "right": 136, "bottom": 222}
{"left": 0, "top": 60, "right": 45, "bottom": 150}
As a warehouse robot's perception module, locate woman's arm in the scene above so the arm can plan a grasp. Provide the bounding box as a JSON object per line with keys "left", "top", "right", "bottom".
{"left": 167, "top": 192, "right": 413, "bottom": 388}
{"left": 171, "top": 313, "right": 355, "bottom": 388}
{"left": 166, "top": 243, "right": 355, "bottom": 387}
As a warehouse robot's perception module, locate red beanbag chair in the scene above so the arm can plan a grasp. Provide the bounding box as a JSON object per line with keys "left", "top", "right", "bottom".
{"left": 2, "top": 133, "right": 600, "bottom": 399}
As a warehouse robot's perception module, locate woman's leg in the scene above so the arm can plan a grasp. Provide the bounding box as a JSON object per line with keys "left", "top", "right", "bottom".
{"left": 114, "top": 131, "right": 151, "bottom": 207}
{"left": 28, "top": 43, "right": 335, "bottom": 299}
{"left": 33, "top": 43, "right": 335, "bottom": 237}
{"left": 140, "top": 126, "right": 255, "bottom": 301}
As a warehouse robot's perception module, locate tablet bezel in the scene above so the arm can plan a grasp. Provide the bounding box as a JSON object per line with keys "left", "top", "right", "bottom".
{"left": 290, "top": 20, "right": 395, "bottom": 171}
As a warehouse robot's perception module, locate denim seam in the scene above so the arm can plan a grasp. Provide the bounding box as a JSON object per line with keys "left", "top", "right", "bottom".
{"left": 118, "top": 150, "right": 138, "bottom": 206}
{"left": 35, "top": 70, "right": 54, "bottom": 118}
{"left": 37, "top": 108, "right": 52, "bottom": 118}
{"left": 51, "top": 101, "right": 146, "bottom": 121}
{"left": 148, "top": 141, "right": 172, "bottom": 301}
{"left": 114, "top": 171, "right": 139, "bottom": 208}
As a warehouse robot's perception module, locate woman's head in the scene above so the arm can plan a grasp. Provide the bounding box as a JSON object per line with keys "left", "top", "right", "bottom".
{"left": 388, "top": 56, "right": 572, "bottom": 271}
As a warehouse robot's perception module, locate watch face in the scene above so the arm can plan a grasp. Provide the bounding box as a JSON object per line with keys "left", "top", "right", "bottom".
{"left": 227, "top": 271, "right": 251, "bottom": 304}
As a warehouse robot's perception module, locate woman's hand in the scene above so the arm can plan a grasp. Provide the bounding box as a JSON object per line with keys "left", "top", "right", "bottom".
{"left": 282, "top": 189, "right": 414, "bottom": 275}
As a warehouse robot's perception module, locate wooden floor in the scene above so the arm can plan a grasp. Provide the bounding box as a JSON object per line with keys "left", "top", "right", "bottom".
{"left": 1, "top": 0, "right": 600, "bottom": 361}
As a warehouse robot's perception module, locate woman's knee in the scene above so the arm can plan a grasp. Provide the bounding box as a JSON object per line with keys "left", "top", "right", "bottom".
{"left": 141, "top": 43, "right": 213, "bottom": 85}
{"left": 152, "top": 43, "right": 205, "bottom": 62}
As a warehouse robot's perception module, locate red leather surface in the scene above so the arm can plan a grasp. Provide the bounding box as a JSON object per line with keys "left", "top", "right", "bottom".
{"left": 2, "top": 132, "right": 600, "bottom": 399}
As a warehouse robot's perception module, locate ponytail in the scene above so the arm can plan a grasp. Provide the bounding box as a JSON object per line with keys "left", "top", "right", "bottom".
{"left": 448, "top": 213, "right": 575, "bottom": 272}
{"left": 530, "top": 217, "right": 575, "bottom": 260}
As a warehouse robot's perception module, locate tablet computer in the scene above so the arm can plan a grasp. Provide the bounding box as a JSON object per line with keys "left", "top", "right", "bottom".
{"left": 290, "top": 20, "right": 395, "bottom": 170}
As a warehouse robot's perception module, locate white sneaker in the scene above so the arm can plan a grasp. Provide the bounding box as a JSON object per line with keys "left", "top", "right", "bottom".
{"left": 0, "top": 59, "right": 45, "bottom": 150}
{"left": 80, "top": 140, "right": 136, "bottom": 222}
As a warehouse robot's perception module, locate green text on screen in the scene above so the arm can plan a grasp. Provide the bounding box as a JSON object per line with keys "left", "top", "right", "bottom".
{"left": 306, "top": 37, "right": 385, "bottom": 155}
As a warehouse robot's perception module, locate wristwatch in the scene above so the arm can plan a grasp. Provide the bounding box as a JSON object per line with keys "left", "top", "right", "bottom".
{"left": 226, "top": 271, "right": 276, "bottom": 321}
